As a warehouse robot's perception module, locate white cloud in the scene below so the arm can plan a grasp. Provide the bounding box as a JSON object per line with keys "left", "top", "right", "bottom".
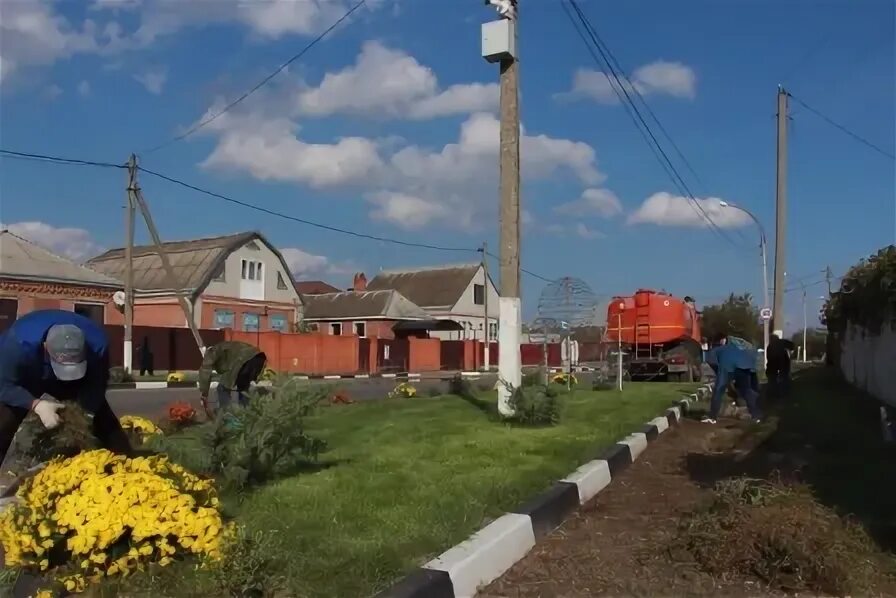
{"left": 555, "top": 188, "right": 623, "bottom": 217}
{"left": 2, "top": 1, "right": 383, "bottom": 85}
{"left": 133, "top": 67, "right": 167, "bottom": 94}
{"left": 201, "top": 114, "right": 385, "bottom": 189}
{"left": 43, "top": 84, "right": 63, "bottom": 100}
{"left": 575, "top": 223, "right": 604, "bottom": 239}
{"left": 200, "top": 106, "right": 602, "bottom": 231}
{"left": 77, "top": 80, "right": 91, "bottom": 97}
{"left": 627, "top": 192, "right": 752, "bottom": 228}
{"left": 368, "top": 191, "right": 453, "bottom": 230}
{"left": 558, "top": 60, "right": 696, "bottom": 104}
{"left": 280, "top": 246, "right": 353, "bottom": 278}
{"left": 0, "top": 1, "right": 103, "bottom": 85}
{"left": 296, "top": 41, "right": 498, "bottom": 119}
{"left": 2, "top": 221, "right": 103, "bottom": 261}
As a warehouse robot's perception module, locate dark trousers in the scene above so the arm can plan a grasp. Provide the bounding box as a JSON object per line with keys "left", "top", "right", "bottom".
{"left": 710, "top": 368, "right": 762, "bottom": 420}
{"left": 0, "top": 398, "right": 132, "bottom": 466}
{"left": 766, "top": 361, "right": 791, "bottom": 399}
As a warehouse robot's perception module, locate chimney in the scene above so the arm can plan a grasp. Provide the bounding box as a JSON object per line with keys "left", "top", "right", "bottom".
{"left": 352, "top": 272, "right": 367, "bottom": 292}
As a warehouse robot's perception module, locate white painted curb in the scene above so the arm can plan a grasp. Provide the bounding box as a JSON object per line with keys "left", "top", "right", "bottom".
{"left": 618, "top": 432, "right": 649, "bottom": 461}
{"left": 425, "top": 513, "right": 535, "bottom": 598}
{"left": 649, "top": 416, "right": 670, "bottom": 434}
{"left": 561, "top": 459, "right": 612, "bottom": 505}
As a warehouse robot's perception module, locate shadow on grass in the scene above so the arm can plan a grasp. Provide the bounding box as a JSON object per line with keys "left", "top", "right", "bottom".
{"left": 684, "top": 366, "right": 896, "bottom": 553}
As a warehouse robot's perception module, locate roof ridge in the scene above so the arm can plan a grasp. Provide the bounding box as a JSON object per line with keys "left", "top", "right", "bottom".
{"left": 91, "top": 230, "right": 259, "bottom": 260}
{"left": 375, "top": 262, "right": 480, "bottom": 275}
{"left": 0, "top": 230, "right": 119, "bottom": 284}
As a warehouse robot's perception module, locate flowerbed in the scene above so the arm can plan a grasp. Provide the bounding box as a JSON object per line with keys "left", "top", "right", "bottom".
{"left": 388, "top": 382, "right": 417, "bottom": 399}
{"left": 119, "top": 416, "right": 162, "bottom": 443}
{"left": 0, "top": 449, "right": 227, "bottom": 594}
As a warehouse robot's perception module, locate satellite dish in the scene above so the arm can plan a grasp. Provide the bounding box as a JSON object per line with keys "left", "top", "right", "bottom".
{"left": 112, "top": 291, "right": 126, "bottom": 311}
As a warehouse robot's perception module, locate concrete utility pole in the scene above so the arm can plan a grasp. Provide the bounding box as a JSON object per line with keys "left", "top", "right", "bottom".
{"left": 482, "top": 0, "right": 520, "bottom": 416}
{"left": 123, "top": 155, "right": 137, "bottom": 373}
{"left": 128, "top": 158, "right": 206, "bottom": 356}
{"left": 480, "top": 241, "right": 490, "bottom": 372}
{"left": 801, "top": 283, "right": 808, "bottom": 363}
{"left": 825, "top": 265, "right": 834, "bottom": 295}
{"left": 772, "top": 85, "right": 789, "bottom": 339}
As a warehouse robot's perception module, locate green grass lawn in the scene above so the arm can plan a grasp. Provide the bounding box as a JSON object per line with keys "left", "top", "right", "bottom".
{"left": 134, "top": 383, "right": 693, "bottom": 597}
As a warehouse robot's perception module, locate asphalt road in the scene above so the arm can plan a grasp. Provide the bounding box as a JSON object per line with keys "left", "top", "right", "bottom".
{"left": 107, "top": 372, "right": 600, "bottom": 419}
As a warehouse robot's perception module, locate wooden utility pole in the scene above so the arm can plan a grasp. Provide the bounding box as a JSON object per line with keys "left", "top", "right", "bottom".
{"left": 772, "top": 85, "right": 789, "bottom": 339}
{"left": 482, "top": 1, "right": 520, "bottom": 415}
{"left": 481, "top": 241, "right": 490, "bottom": 371}
{"left": 123, "top": 155, "right": 136, "bottom": 373}
{"left": 128, "top": 160, "right": 206, "bottom": 356}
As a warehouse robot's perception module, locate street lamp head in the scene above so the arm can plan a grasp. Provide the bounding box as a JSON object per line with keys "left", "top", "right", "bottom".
{"left": 718, "top": 200, "right": 730, "bottom": 208}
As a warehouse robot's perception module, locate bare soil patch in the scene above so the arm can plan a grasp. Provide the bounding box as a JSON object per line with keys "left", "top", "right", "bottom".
{"left": 482, "top": 369, "right": 896, "bottom": 597}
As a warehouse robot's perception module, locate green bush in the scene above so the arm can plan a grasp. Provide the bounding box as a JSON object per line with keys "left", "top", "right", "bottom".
{"left": 149, "top": 377, "right": 328, "bottom": 490}
{"left": 521, "top": 368, "right": 545, "bottom": 387}
{"left": 504, "top": 385, "right": 561, "bottom": 426}
{"left": 108, "top": 366, "right": 134, "bottom": 383}
{"left": 209, "top": 526, "right": 284, "bottom": 597}
{"left": 448, "top": 373, "right": 474, "bottom": 398}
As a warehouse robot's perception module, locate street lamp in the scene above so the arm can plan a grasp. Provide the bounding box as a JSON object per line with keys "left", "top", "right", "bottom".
{"left": 718, "top": 201, "right": 770, "bottom": 359}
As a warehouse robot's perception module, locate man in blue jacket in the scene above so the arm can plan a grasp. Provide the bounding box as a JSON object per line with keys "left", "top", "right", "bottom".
{"left": 0, "top": 309, "right": 131, "bottom": 464}
{"left": 702, "top": 333, "right": 762, "bottom": 424}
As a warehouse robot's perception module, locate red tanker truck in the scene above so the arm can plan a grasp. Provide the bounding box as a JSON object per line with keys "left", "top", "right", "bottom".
{"left": 606, "top": 289, "right": 704, "bottom": 382}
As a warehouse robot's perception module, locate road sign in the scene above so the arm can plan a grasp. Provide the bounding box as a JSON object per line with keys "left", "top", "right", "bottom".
{"left": 760, "top": 307, "right": 772, "bottom": 321}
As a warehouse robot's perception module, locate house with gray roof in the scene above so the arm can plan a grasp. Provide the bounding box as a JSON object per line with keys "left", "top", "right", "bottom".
{"left": 366, "top": 263, "right": 499, "bottom": 341}
{"left": 87, "top": 231, "right": 302, "bottom": 332}
{"left": 300, "top": 289, "right": 433, "bottom": 339}
{"left": 0, "top": 229, "right": 123, "bottom": 331}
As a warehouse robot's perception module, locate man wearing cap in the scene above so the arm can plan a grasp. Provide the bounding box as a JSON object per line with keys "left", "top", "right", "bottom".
{"left": 702, "top": 332, "right": 762, "bottom": 424}
{"left": 0, "top": 309, "right": 131, "bottom": 464}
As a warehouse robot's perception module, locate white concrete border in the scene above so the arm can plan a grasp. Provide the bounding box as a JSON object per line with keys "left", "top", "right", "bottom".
{"left": 561, "top": 459, "right": 612, "bottom": 504}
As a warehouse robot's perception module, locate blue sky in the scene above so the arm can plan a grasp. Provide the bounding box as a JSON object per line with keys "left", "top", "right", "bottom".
{"left": 1, "top": 0, "right": 893, "bottom": 332}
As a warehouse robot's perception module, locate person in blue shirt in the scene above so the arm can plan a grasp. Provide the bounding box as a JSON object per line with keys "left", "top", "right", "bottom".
{"left": 0, "top": 309, "right": 132, "bottom": 464}
{"left": 702, "top": 333, "right": 762, "bottom": 424}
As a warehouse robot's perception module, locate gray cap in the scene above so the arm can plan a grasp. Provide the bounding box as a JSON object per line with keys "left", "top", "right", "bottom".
{"left": 46, "top": 324, "right": 87, "bottom": 381}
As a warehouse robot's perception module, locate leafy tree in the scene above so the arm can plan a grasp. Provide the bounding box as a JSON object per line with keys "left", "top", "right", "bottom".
{"left": 700, "top": 293, "right": 761, "bottom": 344}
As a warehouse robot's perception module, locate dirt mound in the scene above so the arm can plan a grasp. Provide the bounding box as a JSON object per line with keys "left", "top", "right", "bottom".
{"left": 667, "top": 477, "right": 894, "bottom": 596}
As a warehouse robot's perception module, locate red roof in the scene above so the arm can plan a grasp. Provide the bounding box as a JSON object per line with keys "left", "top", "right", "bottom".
{"left": 294, "top": 280, "right": 341, "bottom": 295}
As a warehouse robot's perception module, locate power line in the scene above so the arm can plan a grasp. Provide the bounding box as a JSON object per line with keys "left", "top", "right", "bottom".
{"left": 562, "top": 0, "right": 745, "bottom": 249}
{"left": 141, "top": 0, "right": 367, "bottom": 155}
{"left": 788, "top": 92, "right": 895, "bottom": 160}
{"left": 141, "top": 166, "right": 557, "bottom": 282}
{"left": 0, "top": 149, "right": 125, "bottom": 169}
{"left": 136, "top": 165, "right": 474, "bottom": 252}
{"left": 484, "top": 250, "right": 553, "bottom": 283}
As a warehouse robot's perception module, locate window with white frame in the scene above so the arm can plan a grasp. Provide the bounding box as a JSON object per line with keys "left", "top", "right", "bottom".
{"left": 354, "top": 322, "right": 366, "bottom": 337}
{"left": 330, "top": 322, "right": 342, "bottom": 336}
{"left": 241, "top": 259, "right": 263, "bottom": 281}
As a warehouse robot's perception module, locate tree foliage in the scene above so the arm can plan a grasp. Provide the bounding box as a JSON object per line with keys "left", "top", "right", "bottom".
{"left": 700, "top": 293, "right": 761, "bottom": 344}
{"left": 823, "top": 245, "right": 896, "bottom": 335}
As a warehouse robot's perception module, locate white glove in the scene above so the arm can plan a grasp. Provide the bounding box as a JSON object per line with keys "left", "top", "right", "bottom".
{"left": 32, "top": 400, "right": 65, "bottom": 429}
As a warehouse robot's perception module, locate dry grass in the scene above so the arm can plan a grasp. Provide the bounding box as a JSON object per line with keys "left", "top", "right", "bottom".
{"left": 670, "top": 477, "right": 892, "bottom": 595}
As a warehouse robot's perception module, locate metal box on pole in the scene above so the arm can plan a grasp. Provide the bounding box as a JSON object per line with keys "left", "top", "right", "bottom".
{"left": 481, "top": 19, "right": 517, "bottom": 63}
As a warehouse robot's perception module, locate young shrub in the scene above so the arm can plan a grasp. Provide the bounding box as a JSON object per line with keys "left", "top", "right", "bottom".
{"left": 505, "top": 385, "right": 561, "bottom": 426}
{"left": 521, "top": 368, "right": 545, "bottom": 387}
{"left": 108, "top": 366, "right": 133, "bottom": 384}
{"left": 448, "top": 373, "right": 473, "bottom": 398}
{"left": 210, "top": 380, "right": 328, "bottom": 489}
{"left": 12, "top": 404, "right": 100, "bottom": 471}
{"left": 208, "top": 526, "right": 283, "bottom": 598}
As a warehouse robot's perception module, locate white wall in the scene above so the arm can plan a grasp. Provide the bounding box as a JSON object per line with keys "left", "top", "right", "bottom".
{"left": 840, "top": 320, "right": 896, "bottom": 407}
{"left": 430, "top": 266, "right": 500, "bottom": 341}
{"left": 203, "top": 240, "right": 299, "bottom": 305}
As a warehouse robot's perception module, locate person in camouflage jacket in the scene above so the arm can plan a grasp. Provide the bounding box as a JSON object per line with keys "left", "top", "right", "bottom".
{"left": 198, "top": 341, "right": 266, "bottom": 414}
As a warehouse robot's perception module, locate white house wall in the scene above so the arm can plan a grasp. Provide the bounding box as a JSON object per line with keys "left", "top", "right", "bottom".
{"left": 203, "top": 241, "right": 299, "bottom": 305}
{"left": 840, "top": 320, "right": 896, "bottom": 407}
{"left": 430, "top": 265, "right": 500, "bottom": 341}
